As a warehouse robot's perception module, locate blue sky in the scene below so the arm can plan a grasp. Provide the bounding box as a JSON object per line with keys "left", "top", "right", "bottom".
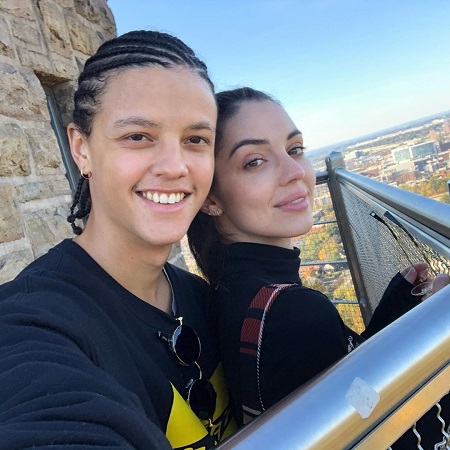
{"left": 107, "top": 0, "right": 450, "bottom": 150}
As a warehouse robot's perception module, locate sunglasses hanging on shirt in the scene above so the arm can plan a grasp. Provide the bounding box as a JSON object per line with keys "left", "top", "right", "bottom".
{"left": 158, "top": 317, "right": 217, "bottom": 426}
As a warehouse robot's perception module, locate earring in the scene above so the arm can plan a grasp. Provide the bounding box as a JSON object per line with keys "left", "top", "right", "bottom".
{"left": 80, "top": 169, "right": 92, "bottom": 179}
{"left": 209, "top": 209, "right": 222, "bottom": 217}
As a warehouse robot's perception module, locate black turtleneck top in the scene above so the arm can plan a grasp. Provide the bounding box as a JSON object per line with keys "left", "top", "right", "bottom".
{"left": 216, "top": 242, "right": 421, "bottom": 426}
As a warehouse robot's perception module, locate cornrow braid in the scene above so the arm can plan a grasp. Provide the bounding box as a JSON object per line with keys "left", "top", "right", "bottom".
{"left": 67, "top": 177, "right": 91, "bottom": 235}
{"left": 68, "top": 29, "right": 214, "bottom": 235}
{"left": 73, "top": 30, "right": 213, "bottom": 137}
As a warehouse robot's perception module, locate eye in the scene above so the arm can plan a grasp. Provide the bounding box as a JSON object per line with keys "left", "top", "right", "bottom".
{"left": 288, "top": 145, "right": 305, "bottom": 156}
{"left": 127, "top": 134, "right": 147, "bottom": 141}
{"left": 244, "top": 158, "right": 264, "bottom": 169}
{"left": 186, "top": 136, "right": 208, "bottom": 145}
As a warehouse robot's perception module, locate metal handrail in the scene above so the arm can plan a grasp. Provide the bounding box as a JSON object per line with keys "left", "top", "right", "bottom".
{"left": 215, "top": 284, "right": 450, "bottom": 449}
{"left": 334, "top": 167, "right": 450, "bottom": 244}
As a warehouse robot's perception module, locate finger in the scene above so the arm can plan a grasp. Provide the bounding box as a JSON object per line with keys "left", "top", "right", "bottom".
{"left": 402, "top": 266, "right": 417, "bottom": 284}
{"left": 413, "top": 263, "right": 428, "bottom": 281}
{"left": 400, "top": 263, "right": 428, "bottom": 283}
{"left": 432, "top": 274, "right": 450, "bottom": 294}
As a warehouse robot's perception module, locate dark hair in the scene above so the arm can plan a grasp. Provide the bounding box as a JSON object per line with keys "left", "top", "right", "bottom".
{"left": 187, "top": 87, "right": 277, "bottom": 284}
{"left": 67, "top": 30, "right": 214, "bottom": 235}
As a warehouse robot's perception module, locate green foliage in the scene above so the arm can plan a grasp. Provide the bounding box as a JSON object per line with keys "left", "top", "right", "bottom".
{"left": 300, "top": 222, "right": 343, "bottom": 263}
{"left": 399, "top": 171, "right": 450, "bottom": 199}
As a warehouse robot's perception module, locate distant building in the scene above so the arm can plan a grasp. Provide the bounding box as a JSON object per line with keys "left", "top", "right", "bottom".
{"left": 429, "top": 129, "right": 438, "bottom": 141}
{"left": 410, "top": 141, "right": 437, "bottom": 159}
{"left": 392, "top": 147, "right": 411, "bottom": 163}
{"left": 440, "top": 142, "right": 450, "bottom": 152}
{"left": 392, "top": 141, "right": 437, "bottom": 164}
{"left": 396, "top": 172, "right": 416, "bottom": 184}
{"left": 359, "top": 167, "right": 380, "bottom": 178}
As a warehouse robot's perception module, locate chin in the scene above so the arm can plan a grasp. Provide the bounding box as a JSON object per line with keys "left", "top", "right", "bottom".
{"left": 290, "top": 223, "right": 313, "bottom": 238}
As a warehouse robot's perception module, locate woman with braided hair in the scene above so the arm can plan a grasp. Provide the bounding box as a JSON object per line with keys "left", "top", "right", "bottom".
{"left": 0, "top": 31, "right": 236, "bottom": 449}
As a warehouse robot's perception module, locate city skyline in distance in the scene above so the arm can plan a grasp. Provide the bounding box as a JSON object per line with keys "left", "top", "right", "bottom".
{"left": 308, "top": 108, "right": 450, "bottom": 161}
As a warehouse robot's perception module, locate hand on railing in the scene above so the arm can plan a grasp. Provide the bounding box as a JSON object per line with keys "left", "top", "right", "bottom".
{"left": 430, "top": 273, "right": 450, "bottom": 295}
{"left": 401, "top": 262, "right": 450, "bottom": 301}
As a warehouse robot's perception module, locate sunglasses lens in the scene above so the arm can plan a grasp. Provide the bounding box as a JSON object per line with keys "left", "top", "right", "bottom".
{"left": 172, "top": 325, "right": 200, "bottom": 365}
{"left": 188, "top": 379, "right": 217, "bottom": 421}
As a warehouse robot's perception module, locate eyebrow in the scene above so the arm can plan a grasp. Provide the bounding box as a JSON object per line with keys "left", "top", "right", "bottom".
{"left": 186, "top": 121, "right": 216, "bottom": 133}
{"left": 112, "top": 117, "right": 215, "bottom": 133}
{"left": 288, "top": 129, "right": 302, "bottom": 140}
{"left": 228, "top": 138, "right": 268, "bottom": 159}
{"left": 112, "top": 117, "right": 159, "bottom": 129}
{"left": 228, "top": 129, "right": 303, "bottom": 159}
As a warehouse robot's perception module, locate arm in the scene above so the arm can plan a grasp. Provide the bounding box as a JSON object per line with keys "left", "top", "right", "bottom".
{"left": 362, "top": 263, "right": 428, "bottom": 339}
{"left": 0, "top": 293, "right": 171, "bottom": 449}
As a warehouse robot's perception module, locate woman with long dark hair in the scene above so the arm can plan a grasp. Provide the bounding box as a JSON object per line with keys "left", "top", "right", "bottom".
{"left": 187, "top": 86, "right": 449, "bottom": 447}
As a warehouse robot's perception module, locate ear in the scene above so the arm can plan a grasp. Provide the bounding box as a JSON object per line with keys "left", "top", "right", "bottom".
{"left": 200, "top": 195, "right": 223, "bottom": 217}
{"left": 67, "top": 123, "right": 91, "bottom": 173}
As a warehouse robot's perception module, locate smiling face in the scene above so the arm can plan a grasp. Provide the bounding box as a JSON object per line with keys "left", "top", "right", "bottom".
{"left": 210, "top": 100, "right": 316, "bottom": 248}
{"left": 69, "top": 66, "right": 217, "bottom": 250}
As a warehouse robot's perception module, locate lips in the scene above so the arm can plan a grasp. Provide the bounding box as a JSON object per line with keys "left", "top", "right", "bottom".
{"left": 139, "top": 191, "right": 186, "bottom": 204}
{"left": 275, "top": 191, "right": 308, "bottom": 208}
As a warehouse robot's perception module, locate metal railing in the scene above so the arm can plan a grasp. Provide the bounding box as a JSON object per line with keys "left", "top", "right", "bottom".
{"left": 216, "top": 284, "right": 450, "bottom": 449}
{"left": 216, "top": 152, "right": 450, "bottom": 449}
{"left": 326, "top": 152, "right": 450, "bottom": 320}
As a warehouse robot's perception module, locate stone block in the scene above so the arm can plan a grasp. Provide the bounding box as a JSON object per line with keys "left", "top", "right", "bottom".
{"left": 51, "top": 55, "right": 78, "bottom": 80}
{"left": 0, "top": 249, "right": 32, "bottom": 284}
{"left": 0, "top": 62, "right": 48, "bottom": 121}
{"left": 0, "top": 122, "right": 31, "bottom": 176}
{"left": 39, "top": 0, "right": 73, "bottom": 59}
{"left": 25, "top": 124, "right": 64, "bottom": 175}
{"left": 11, "top": 16, "right": 43, "bottom": 47}
{"left": 66, "top": 15, "right": 103, "bottom": 55}
{"left": 15, "top": 181, "right": 54, "bottom": 203}
{"left": 0, "top": 17, "right": 15, "bottom": 58}
{"left": 17, "top": 46, "right": 53, "bottom": 75}
{"left": 0, "top": 0, "right": 34, "bottom": 20}
{"left": 74, "top": 0, "right": 114, "bottom": 30}
{"left": 52, "top": 177, "right": 73, "bottom": 196}
{"left": 23, "top": 204, "right": 72, "bottom": 258}
{"left": 59, "top": 0, "right": 75, "bottom": 8}
{"left": 15, "top": 178, "right": 72, "bottom": 203}
{"left": 0, "top": 185, "right": 24, "bottom": 243}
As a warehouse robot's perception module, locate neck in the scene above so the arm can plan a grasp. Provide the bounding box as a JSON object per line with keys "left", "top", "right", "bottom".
{"left": 226, "top": 236, "right": 294, "bottom": 249}
{"left": 74, "top": 224, "right": 173, "bottom": 314}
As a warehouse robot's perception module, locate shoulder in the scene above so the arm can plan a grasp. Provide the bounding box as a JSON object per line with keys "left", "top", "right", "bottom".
{"left": 165, "top": 262, "right": 206, "bottom": 285}
{"left": 0, "top": 247, "right": 113, "bottom": 333}
{"left": 164, "top": 263, "right": 209, "bottom": 298}
{"left": 272, "top": 284, "right": 335, "bottom": 308}
{"left": 265, "top": 284, "right": 344, "bottom": 326}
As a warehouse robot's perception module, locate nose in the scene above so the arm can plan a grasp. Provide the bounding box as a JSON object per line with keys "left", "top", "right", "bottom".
{"left": 153, "top": 139, "right": 189, "bottom": 178}
{"left": 279, "top": 152, "right": 306, "bottom": 186}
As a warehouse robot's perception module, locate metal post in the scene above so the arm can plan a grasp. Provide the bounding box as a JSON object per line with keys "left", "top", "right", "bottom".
{"left": 325, "top": 152, "right": 372, "bottom": 323}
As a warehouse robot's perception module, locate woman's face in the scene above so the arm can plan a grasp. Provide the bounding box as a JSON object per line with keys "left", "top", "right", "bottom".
{"left": 70, "top": 66, "right": 217, "bottom": 248}
{"left": 211, "top": 100, "right": 316, "bottom": 248}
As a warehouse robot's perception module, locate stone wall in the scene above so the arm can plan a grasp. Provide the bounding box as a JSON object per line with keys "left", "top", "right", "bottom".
{"left": 0, "top": 0, "right": 116, "bottom": 284}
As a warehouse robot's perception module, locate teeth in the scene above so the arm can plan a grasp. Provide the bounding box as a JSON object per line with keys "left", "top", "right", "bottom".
{"left": 291, "top": 198, "right": 304, "bottom": 204}
{"left": 142, "top": 191, "right": 185, "bottom": 204}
